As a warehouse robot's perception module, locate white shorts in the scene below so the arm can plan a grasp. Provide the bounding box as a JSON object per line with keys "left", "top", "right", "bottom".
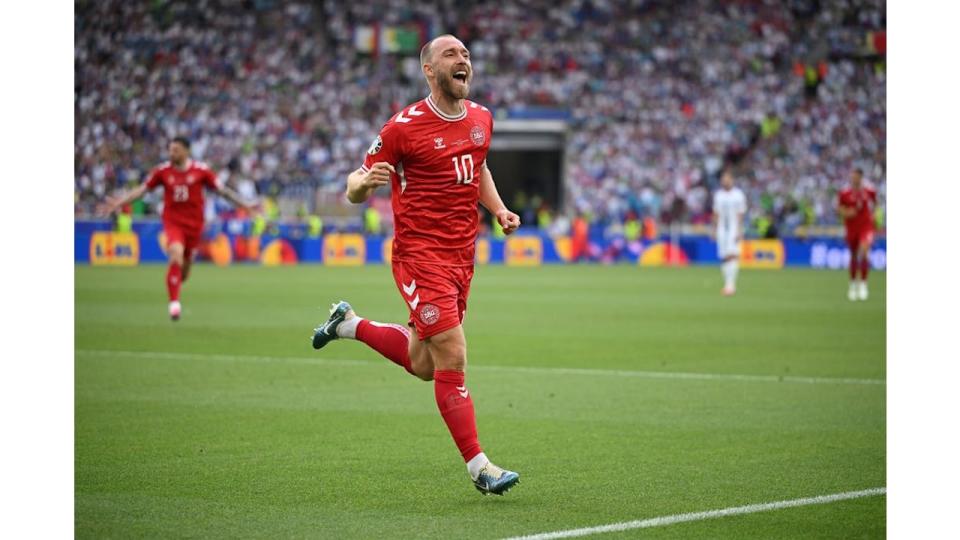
{"left": 717, "top": 231, "right": 741, "bottom": 259}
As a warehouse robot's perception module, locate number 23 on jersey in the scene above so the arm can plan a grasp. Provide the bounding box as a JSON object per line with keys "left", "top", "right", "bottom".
{"left": 173, "top": 185, "right": 189, "bottom": 202}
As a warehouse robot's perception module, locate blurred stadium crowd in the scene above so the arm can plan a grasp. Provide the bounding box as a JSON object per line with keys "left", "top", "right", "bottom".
{"left": 75, "top": 0, "right": 885, "bottom": 235}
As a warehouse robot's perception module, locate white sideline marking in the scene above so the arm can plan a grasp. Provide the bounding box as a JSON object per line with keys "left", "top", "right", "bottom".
{"left": 503, "top": 487, "right": 886, "bottom": 540}
{"left": 75, "top": 349, "right": 371, "bottom": 369}
{"left": 75, "top": 349, "right": 884, "bottom": 386}
{"left": 477, "top": 365, "right": 884, "bottom": 386}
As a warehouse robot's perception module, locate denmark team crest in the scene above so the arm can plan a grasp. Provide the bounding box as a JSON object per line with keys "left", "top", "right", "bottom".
{"left": 470, "top": 125, "right": 485, "bottom": 146}
{"left": 419, "top": 304, "right": 440, "bottom": 325}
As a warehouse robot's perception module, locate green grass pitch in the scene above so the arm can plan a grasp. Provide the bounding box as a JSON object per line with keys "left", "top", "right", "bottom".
{"left": 75, "top": 264, "right": 885, "bottom": 538}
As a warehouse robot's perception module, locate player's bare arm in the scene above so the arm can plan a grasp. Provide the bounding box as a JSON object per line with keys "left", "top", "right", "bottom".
{"left": 346, "top": 162, "right": 394, "bottom": 204}
{"left": 478, "top": 165, "right": 520, "bottom": 234}
{"left": 217, "top": 185, "right": 260, "bottom": 214}
{"left": 99, "top": 183, "right": 149, "bottom": 216}
{"left": 837, "top": 203, "right": 855, "bottom": 219}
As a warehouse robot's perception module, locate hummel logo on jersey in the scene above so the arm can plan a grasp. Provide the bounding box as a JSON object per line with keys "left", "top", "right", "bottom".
{"left": 457, "top": 385, "right": 469, "bottom": 398}
{"left": 407, "top": 294, "right": 420, "bottom": 310}
{"left": 402, "top": 280, "right": 417, "bottom": 296}
{"left": 434, "top": 137, "right": 445, "bottom": 149}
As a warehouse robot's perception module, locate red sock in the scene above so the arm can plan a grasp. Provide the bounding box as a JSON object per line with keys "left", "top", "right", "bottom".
{"left": 434, "top": 370, "right": 482, "bottom": 462}
{"left": 859, "top": 256, "right": 870, "bottom": 281}
{"left": 848, "top": 254, "right": 858, "bottom": 280}
{"left": 166, "top": 262, "right": 182, "bottom": 302}
{"left": 356, "top": 320, "right": 413, "bottom": 374}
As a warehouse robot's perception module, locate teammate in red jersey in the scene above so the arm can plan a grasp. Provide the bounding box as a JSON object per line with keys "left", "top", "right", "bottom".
{"left": 101, "top": 137, "right": 257, "bottom": 320}
{"left": 311, "top": 35, "right": 522, "bottom": 495}
{"left": 837, "top": 167, "right": 877, "bottom": 301}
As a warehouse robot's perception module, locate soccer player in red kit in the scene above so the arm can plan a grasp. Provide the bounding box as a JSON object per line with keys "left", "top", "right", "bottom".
{"left": 311, "top": 35, "right": 522, "bottom": 495}
{"left": 101, "top": 137, "right": 257, "bottom": 320}
{"left": 837, "top": 167, "right": 877, "bottom": 301}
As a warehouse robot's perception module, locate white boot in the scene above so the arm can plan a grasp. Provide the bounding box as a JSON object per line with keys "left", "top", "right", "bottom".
{"left": 169, "top": 300, "right": 182, "bottom": 321}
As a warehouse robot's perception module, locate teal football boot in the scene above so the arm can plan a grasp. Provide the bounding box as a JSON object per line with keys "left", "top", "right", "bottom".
{"left": 473, "top": 462, "right": 520, "bottom": 495}
{"left": 312, "top": 301, "right": 352, "bottom": 350}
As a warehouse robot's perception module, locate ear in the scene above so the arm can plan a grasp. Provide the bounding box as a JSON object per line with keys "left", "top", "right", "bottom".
{"left": 422, "top": 63, "right": 434, "bottom": 80}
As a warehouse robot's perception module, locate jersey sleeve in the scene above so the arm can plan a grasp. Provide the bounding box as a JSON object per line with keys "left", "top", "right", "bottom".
{"left": 361, "top": 119, "right": 404, "bottom": 173}
{"left": 200, "top": 165, "right": 223, "bottom": 191}
{"left": 144, "top": 166, "right": 163, "bottom": 190}
{"left": 737, "top": 191, "right": 748, "bottom": 214}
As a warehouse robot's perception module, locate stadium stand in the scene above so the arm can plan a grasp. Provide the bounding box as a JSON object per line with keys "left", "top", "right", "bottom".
{"left": 75, "top": 0, "right": 885, "bottom": 235}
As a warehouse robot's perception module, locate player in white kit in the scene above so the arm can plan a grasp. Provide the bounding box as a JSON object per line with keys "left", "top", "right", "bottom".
{"left": 712, "top": 170, "right": 748, "bottom": 296}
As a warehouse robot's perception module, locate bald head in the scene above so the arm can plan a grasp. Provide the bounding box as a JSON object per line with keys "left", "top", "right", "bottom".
{"left": 420, "top": 34, "right": 460, "bottom": 67}
{"left": 419, "top": 37, "right": 436, "bottom": 66}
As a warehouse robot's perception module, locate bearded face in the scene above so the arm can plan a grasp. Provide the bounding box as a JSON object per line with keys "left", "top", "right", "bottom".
{"left": 436, "top": 62, "right": 471, "bottom": 99}
{"left": 169, "top": 141, "right": 189, "bottom": 165}
{"left": 426, "top": 37, "right": 472, "bottom": 100}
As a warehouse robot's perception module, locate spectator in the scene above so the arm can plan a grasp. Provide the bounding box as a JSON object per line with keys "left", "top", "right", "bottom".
{"left": 76, "top": 0, "right": 885, "bottom": 237}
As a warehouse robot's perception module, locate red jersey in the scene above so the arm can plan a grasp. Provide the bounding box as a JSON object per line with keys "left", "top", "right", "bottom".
{"left": 361, "top": 96, "right": 494, "bottom": 266}
{"left": 144, "top": 160, "right": 222, "bottom": 231}
{"left": 837, "top": 183, "right": 877, "bottom": 233}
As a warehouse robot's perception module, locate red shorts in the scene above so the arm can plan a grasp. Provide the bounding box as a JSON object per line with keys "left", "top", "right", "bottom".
{"left": 164, "top": 222, "right": 202, "bottom": 259}
{"left": 392, "top": 260, "right": 474, "bottom": 340}
{"left": 846, "top": 228, "right": 875, "bottom": 250}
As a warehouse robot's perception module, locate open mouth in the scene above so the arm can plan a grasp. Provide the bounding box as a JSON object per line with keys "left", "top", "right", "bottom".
{"left": 453, "top": 70, "right": 468, "bottom": 83}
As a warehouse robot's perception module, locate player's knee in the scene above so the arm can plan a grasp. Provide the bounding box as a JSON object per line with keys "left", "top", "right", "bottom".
{"left": 168, "top": 244, "right": 185, "bottom": 265}
{"left": 404, "top": 335, "right": 433, "bottom": 380}
{"left": 428, "top": 331, "right": 467, "bottom": 371}
{"left": 413, "top": 366, "right": 434, "bottom": 381}
{"left": 435, "top": 354, "right": 466, "bottom": 372}
{"left": 409, "top": 353, "right": 434, "bottom": 381}
{"left": 409, "top": 349, "right": 434, "bottom": 381}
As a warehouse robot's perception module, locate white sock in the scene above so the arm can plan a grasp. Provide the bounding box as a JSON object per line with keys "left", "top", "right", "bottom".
{"left": 729, "top": 260, "right": 739, "bottom": 288}
{"left": 467, "top": 452, "right": 489, "bottom": 480}
{"left": 336, "top": 316, "right": 362, "bottom": 339}
{"left": 721, "top": 260, "right": 734, "bottom": 288}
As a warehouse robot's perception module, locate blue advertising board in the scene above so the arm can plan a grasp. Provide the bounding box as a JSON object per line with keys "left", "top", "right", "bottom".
{"left": 75, "top": 220, "right": 885, "bottom": 269}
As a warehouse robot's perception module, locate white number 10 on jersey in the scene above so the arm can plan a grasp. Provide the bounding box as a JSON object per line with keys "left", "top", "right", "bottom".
{"left": 452, "top": 154, "right": 474, "bottom": 184}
